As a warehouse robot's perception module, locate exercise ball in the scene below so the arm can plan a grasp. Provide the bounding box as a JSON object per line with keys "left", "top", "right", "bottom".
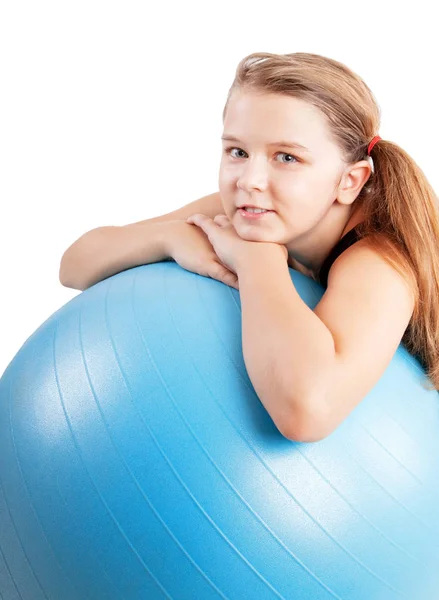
{"left": 1, "top": 261, "right": 439, "bottom": 600}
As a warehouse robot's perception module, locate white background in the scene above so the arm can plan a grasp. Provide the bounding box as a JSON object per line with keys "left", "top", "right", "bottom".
{"left": 1, "top": 1, "right": 438, "bottom": 376}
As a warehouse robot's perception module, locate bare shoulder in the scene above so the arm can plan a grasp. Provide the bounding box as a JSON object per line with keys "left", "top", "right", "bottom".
{"left": 316, "top": 234, "right": 416, "bottom": 354}
{"left": 310, "top": 236, "right": 417, "bottom": 437}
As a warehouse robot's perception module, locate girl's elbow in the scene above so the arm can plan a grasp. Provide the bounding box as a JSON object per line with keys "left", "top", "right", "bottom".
{"left": 280, "top": 392, "right": 333, "bottom": 443}
{"left": 280, "top": 409, "right": 328, "bottom": 443}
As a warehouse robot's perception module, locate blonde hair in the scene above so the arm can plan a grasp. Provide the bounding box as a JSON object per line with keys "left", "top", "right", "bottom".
{"left": 222, "top": 52, "right": 439, "bottom": 391}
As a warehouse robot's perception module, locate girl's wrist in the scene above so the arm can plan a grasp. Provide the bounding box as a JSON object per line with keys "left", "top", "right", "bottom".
{"left": 235, "top": 242, "right": 288, "bottom": 275}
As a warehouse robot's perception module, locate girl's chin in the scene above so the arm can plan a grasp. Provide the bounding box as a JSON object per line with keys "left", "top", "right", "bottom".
{"left": 232, "top": 212, "right": 282, "bottom": 241}
{"left": 236, "top": 228, "right": 277, "bottom": 244}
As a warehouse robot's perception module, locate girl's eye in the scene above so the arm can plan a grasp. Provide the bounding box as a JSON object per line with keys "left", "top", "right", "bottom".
{"left": 276, "top": 152, "right": 298, "bottom": 164}
{"left": 226, "top": 147, "right": 246, "bottom": 159}
{"left": 224, "top": 147, "right": 298, "bottom": 164}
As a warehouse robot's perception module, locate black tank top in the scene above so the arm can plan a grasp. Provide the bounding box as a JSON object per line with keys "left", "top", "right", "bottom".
{"left": 318, "top": 226, "right": 361, "bottom": 287}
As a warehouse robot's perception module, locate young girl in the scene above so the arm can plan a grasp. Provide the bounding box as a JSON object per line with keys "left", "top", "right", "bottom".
{"left": 60, "top": 52, "right": 439, "bottom": 443}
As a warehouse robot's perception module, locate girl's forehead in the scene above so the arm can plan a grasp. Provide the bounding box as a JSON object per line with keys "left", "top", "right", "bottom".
{"left": 224, "top": 91, "right": 334, "bottom": 150}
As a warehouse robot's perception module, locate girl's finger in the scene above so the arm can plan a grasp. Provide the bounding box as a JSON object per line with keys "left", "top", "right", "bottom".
{"left": 186, "top": 214, "right": 201, "bottom": 225}
{"left": 213, "top": 214, "right": 230, "bottom": 227}
{"left": 187, "top": 214, "right": 216, "bottom": 230}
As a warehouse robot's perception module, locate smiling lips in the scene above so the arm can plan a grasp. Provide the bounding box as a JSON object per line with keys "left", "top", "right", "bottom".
{"left": 239, "top": 204, "right": 273, "bottom": 211}
{"left": 238, "top": 206, "right": 274, "bottom": 220}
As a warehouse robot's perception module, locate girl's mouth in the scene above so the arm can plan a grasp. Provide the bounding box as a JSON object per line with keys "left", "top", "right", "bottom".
{"left": 238, "top": 207, "right": 274, "bottom": 220}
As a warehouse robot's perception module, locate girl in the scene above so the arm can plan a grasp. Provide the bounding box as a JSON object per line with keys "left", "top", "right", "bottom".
{"left": 60, "top": 52, "right": 439, "bottom": 443}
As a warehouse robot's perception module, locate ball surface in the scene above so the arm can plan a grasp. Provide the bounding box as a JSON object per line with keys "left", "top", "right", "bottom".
{"left": 1, "top": 262, "right": 439, "bottom": 600}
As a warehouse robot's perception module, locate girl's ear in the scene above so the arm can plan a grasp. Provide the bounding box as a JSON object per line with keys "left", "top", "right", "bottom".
{"left": 337, "top": 160, "right": 373, "bottom": 206}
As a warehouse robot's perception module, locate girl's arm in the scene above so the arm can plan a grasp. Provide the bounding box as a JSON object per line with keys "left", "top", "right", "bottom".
{"left": 59, "top": 192, "right": 224, "bottom": 289}
{"left": 236, "top": 239, "right": 415, "bottom": 442}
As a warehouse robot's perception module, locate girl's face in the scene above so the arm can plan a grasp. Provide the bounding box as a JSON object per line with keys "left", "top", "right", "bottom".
{"left": 219, "top": 90, "right": 348, "bottom": 250}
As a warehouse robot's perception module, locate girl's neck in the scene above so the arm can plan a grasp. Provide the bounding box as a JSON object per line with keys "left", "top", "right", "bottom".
{"left": 288, "top": 206, "right": 365, "bottom": 279}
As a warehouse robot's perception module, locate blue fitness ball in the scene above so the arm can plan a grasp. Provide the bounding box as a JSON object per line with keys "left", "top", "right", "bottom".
{"left": 1, "top": 261, "right": 439, "bottom": 600}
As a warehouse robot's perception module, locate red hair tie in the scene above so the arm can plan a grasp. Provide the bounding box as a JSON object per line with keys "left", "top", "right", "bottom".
{"left": 367, "top": 135, "right": 381, "bottom": 155}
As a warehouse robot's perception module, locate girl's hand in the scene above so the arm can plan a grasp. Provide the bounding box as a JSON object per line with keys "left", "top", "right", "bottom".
{"left": 186, "top": 213, "right": 288, "bottom": 274}
{"left": 163, "top": 220, "right": 240, "bottom": 289}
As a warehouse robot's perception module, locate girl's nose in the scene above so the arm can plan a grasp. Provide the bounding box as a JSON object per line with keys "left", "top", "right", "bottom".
{"left": 237, "top": 159, "right": 269, "bottom": 193}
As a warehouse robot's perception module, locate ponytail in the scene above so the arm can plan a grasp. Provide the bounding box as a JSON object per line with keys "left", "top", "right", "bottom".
{"left": 357, "top": 140, "right": 439, "bottom": 390}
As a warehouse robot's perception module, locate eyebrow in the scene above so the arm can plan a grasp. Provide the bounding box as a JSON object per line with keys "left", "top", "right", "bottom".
{"left": 221, "top": 134, "right": 310, "bottom": 153}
